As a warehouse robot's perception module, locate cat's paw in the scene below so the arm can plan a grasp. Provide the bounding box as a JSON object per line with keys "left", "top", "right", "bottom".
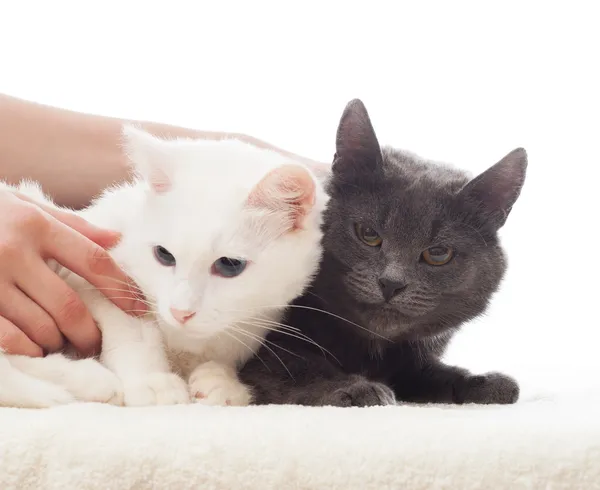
{"left": 189, "top": 370, "right": 252, "bottom": 407}
{"left": 61, "top": 359, "right": 124, "bottom": 406}
{"left": 21, "top": 381, "right": 76, "bottom": 408}
{"left": 457, "top": 372, "right": 520, "bottom": 404}
{"left": 122, "top": 372, "right": 190, "bottom": 406}
{"left": 321, "top": 377, "right": 396, "bottom": 407}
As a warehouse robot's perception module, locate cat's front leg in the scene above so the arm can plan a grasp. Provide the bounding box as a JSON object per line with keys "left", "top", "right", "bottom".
{"left": 240, "top": 347, "right": 396, "bottom": 407}
{"left": 101, "top": 318, "right": 190, "bottom": 406}
{"left": 100, "top": 317, "right": 190, "bottom": 406}
{"left": 188, "top": 360, "right": 252, "bottom": 406}
{"left": 78, "top": 287, "right": 189, "bottom": 406}
{"left": 390, "top": 359, "right": 519, "bottom": 405}
{"left": 317, "top": 375, "right": 396, "bottom": 407}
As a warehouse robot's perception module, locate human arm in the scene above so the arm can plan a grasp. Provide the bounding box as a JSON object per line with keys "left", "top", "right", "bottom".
{"left": 0, "top": 93, "right": 328, "bottom": 210}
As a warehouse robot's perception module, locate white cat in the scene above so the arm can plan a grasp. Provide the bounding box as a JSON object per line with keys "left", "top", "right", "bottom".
{"left": 0, "top": 126, "right": 328, "bottom": 408}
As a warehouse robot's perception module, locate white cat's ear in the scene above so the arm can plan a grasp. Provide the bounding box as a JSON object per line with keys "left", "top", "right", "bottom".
{"left": 247, "top": 163, "right": 317, "bottom": 231}
{"left": 121, "top": 124, "right": 173, "bottom": 193}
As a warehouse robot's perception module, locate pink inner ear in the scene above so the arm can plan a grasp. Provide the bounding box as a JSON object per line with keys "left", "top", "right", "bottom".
{"left": 148, "top": 168, "right": 171, "bottom": 193}
{"left": 248, "top": 164, "right": 316, "bottom": 231}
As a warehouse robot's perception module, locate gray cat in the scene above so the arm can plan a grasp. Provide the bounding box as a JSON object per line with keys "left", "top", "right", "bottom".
{"left": 239, "top": 99, "right": 527, "bottom": 407}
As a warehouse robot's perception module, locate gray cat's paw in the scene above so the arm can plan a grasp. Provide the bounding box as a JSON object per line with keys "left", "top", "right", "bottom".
{"left": 322, "top": 377, "right": 396, "bottom": 407}
{"left": 457, "top": 372, "right": 520, "bottom": 404}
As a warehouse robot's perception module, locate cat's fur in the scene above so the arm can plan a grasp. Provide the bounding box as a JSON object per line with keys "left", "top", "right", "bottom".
{"left": 0, "top": 126, "right": 328, "bottom": 408}
{"left": 240, "top": 99, "right": 527, "bottom": 407}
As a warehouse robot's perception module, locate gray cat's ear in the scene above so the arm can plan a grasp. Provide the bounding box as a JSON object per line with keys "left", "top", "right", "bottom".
{"left": 122, "top": 124, "right": 173, "bottom": 193}
{"left": 459, "top": 148, "right": 528, "bottom": 228}
{"left": 334, "top": 99, "right": 382, "bottom": 169}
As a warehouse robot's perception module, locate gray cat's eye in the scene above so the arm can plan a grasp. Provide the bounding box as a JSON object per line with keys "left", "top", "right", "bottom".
{"left": 354, "top": 223, "right": 382, "bottom": 247}
{"left": 154, "top": 245, "right": 176, "bottom": 266}
{"left": 422, "top": 246, "right": 453, "bottom": 266}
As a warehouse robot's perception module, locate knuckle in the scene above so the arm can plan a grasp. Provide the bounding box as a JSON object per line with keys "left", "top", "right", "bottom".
{"left": 15, "top": 205, "right": 50, "bottom": 234}
{"left": 33, "top": 321, "right": 64, "bottom": 350}
{"left": 0, "top": 328, "right": 20, "bottom": 352}
{"left": 57, "top": 290, "right": 88, "bottom": 326}
{"left": 0, "top": 240, "right": 22, "bottom": 261}
{"left": 88, "top": 245, "right": 112, "bottom": 276}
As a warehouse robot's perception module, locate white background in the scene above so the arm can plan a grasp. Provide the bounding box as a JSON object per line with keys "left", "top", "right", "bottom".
{"left": 1, "top": 1, "right": 598, "bottom": 399}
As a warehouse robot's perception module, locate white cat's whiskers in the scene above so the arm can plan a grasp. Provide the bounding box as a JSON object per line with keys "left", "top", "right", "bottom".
{"left": 241, "top": 317, "right": 341, "bottom": 365}
{"left": 89, "top": 275, "right": 146, "bottom": 294}
{"left": 241, "top": 304, "right": 392, "bottom": 342}
{"left": 227, "top": 326, "right": 295, "bottom": 381}
{"left": 220, "top": 330, "right": 271, "bottom": 372}
{"left": 0, "top": 128, "right": 328, "bottom": 409}
{"left": 233, "top": 322, "right": 306, "bottom": 361}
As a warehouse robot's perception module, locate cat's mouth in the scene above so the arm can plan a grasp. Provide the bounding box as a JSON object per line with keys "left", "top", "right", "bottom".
{"left": 380, "top": 300, "right": 437, "bottom": 318}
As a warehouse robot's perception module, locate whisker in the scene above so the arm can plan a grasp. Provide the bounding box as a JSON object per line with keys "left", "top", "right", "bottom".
{"left": 221, "top": 330, "right": 271, "bottom": 373}
{"left": 234, "top": 321, "right": 306, "bottom": 361}
{"left": 243, "top": 318, "right": 341, "bottom": 365}
{"left": 240, "top": 304, "right": 391, "bottom": 342}
{"left": 79, "top": 286, "right": 146, "bottom": 296}
{"left": 228, "top": 326, "right": 294, "bottom": 381}
{"left": 244, "top": 315, "right": 302, "bottom": 333}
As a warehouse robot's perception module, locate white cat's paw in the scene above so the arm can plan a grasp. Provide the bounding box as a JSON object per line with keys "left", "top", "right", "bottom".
{"left": 62, "top": 359, "right": 124, "bottom": 406}
{"left": 123, "top": 372, "right": 190, "bottom": 406}
{"left": 189, "top": 371, "right": 252, "bottom": 407}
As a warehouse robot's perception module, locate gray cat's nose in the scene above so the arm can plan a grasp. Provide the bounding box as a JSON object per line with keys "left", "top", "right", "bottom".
{"left": 378, "top": 277, "right": 407, "bottom": 302}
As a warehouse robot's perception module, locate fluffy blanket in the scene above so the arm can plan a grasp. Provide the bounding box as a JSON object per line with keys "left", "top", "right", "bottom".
{"left": 1, "top": 394, "right": 598, "bottom": 489}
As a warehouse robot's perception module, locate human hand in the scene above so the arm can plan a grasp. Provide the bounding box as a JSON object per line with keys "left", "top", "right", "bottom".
{"left": 0, "top": 189, "right": 147, "bottom": 357}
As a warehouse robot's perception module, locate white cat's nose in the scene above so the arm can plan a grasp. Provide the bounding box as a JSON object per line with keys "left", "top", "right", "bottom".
{"left": 170, "top": 307, "right": 196, "bottom": 324}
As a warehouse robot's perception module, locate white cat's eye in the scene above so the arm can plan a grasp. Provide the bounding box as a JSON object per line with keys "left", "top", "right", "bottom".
{"left": 422, "top": 246, "right": 453, "bottom": 266}
{"left": 154, "top": 245, "right": 176, "bottom": 266}
{"left": 212, "top": 257, "right": 247, "bottom": 278}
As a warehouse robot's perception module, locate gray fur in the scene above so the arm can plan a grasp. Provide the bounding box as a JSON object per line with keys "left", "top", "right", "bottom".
{"left": 240, "top": 99, "right": 527, "bottom": 407}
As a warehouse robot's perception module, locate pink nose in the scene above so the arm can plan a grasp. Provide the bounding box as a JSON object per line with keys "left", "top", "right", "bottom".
{"left": 170, "top": 308, "right": 196, "bottom": 324}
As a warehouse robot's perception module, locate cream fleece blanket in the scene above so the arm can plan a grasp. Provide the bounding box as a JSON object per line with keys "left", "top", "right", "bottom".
{"left": 1, "top": 394, "right": 598, "bottom": 490}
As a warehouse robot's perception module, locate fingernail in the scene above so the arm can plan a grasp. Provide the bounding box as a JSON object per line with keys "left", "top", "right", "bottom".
{"left": 93, "top": 231, "right": 122, "bottom": 250}
{"left": 105, "top": 231, "right": 122, "bottom": 248}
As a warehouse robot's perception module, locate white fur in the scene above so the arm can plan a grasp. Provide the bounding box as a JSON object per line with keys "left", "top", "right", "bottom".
{"left": 0, "top": 128, "right": 328, "bottom": 408}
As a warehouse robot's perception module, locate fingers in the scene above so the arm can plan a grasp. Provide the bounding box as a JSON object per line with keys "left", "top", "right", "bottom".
{"left": 0, "top": 316, "right": 43, "bottom": 357}
{"left": 45, "top": 218, "right": 147, "bottom": 316}
{"left": 12, "top": 192, "right": 121, "bottom": 250}
{"left": 17, "top": 259, "right": 101, "bottom": 356}
{"left": 0, "top": 286, "right": 64, "bottom": 352}
{"left": 41, "top": 206, "right": 122, "bottom": 250}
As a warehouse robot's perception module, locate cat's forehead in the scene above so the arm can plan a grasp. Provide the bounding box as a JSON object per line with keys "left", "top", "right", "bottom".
{"left": 380, "top": 147, "right": 470, "bottom": 192}
{"left": 334, "top": 148, "right": 472, "bottom": 243}
{"left": 152, "top": 198, "right": 261, "bottom": 262}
